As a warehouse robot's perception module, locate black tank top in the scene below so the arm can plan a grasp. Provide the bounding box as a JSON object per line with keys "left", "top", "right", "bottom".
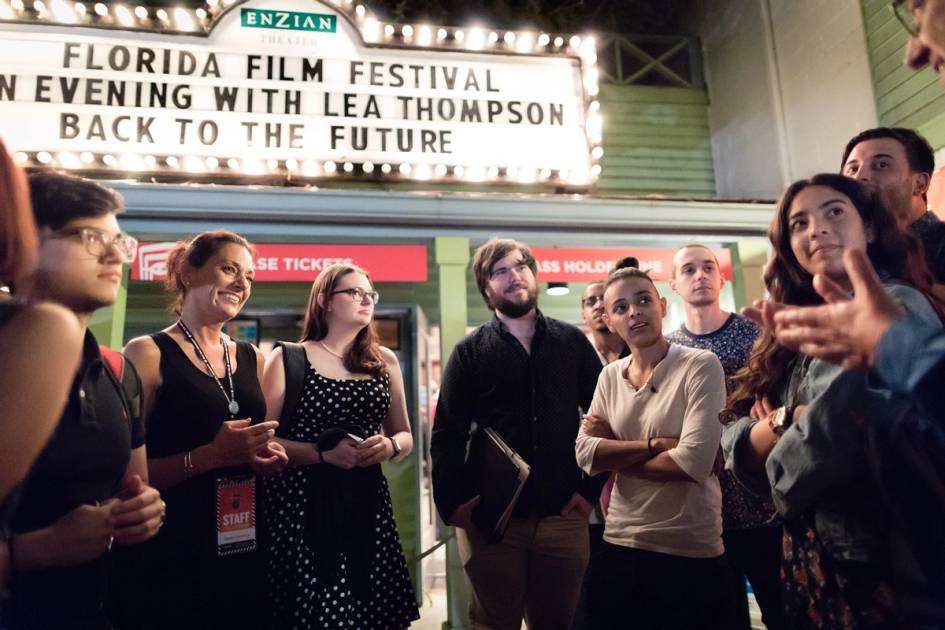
{"left": 109, "top": 332, "right": 267, "bottom": 629}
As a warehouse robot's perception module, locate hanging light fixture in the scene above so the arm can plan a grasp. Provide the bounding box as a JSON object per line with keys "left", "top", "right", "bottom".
{"left": 546, "top": 282, "right": 570, "bottom": 296}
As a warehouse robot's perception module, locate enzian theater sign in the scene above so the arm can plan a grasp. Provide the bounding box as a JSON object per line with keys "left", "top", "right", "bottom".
{"left": 0, "top": 0, "right": 601, "bottom": 186}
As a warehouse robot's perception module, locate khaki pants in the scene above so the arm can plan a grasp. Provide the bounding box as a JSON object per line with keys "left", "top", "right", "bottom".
{"left": 457, "top": 514, "right": 590, "bottom": 630}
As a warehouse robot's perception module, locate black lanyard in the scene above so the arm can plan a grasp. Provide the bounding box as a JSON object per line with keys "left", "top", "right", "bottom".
{"left": 176, "top": 320, "right": 239, "bottom": 417}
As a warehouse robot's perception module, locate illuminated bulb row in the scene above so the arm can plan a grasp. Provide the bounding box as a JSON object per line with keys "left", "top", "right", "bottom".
{"left": 19, "top": 150, "right": 598, "bottom": 183}
{"left": 4, "top": 1, "right": 219, "bottom": 31}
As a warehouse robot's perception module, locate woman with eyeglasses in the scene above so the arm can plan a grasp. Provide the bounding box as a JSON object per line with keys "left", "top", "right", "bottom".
{"left": 110, "top": 230, "right": 288, "bottom": 630}
{"left": 261, "top": 262, "right": 419, "bottom": 629}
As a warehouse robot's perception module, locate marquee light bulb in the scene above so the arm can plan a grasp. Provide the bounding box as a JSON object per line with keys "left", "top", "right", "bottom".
{"left": 487, "top": 166, "right": 499, "bottom": 178}
{"left": 205, "top": 156, "right": 219, "bottom": 169}
{"left": 114, "top": 4, "right": 133, "bottom": 26}
{"left": 134, "top": 5, "right": 148, "bottom": 19}
{"left": 590, "top": 164, "right": 602, "bottom": 176}
{"left": 102, "top": 154, "right": 117, "bottom": 167}
{"left": 57, "top": 151, "right": 80, "bottom": 168}
{"left": 434, "top": 164, "right": 447, "bottom": 177}
{"left": 121, "top": 153, "right": 145, "bottom": 170}
{"left": 540, "top": 168, "right": 552, "bottom": 179}
{"left": 517, "top": 168, "right": 536, "bottom": 183}
{"left": 591, "top": 146, "right": 604, "bottom": 159}
{"left": 324, "top": 160, "right": 337, "bottom": 173}
{"left": 436, "top": 28, "right": 447, "bottom": 40}
{"left": 183, "top": 155, "right": 203, "bottom": 172}
{"left": 49, "top": 0, "right": 77, "bottom": 23}
{"left": 362, "top": 16, "right": 380, "bottom": 42}
{"left": 453, "top": 29, "right": 464, "bottom": 42}
{"left": 380, "top": 163, "right": 391, "bottom": 174}
{"left": 554, "top": 36, "right": 564, "bottom": 47}
{"left": 243, "top": 158, "right": 264, "bottom": 175}
{"left": 155, "top": 8, "right": 167, "bottom": 20}
{"left": 173, "top": 7, "right": 194, "bottom": 31}
{"left": 569, "top": 36, "right": 581, "bottom": 48}
{"left": 362, "top": 162, "right": 374, "bottom": 173}
{"left": 80, "top": 151, "right": 94, "bottom": 164}
{"left": 504, "top": 32, "right": 515, "bottom": 44}
{"left": 302, "top": 160, "right": 320, "bottom": 176}
{"left": 383, "top": 24, "right": 394, "bottom": 37}
{"left": 401, "top": 24, "right": 413, "bottom": 38}
{"left": 36, "top": 151, "right": 52, "bottom": 164}
{"left": 285, "top": 158, "right": 298, "bottom": 171}
{"left": 227, "top": 158, "right": 240, "bottom": 169}
{"left": 343, "top": 161, "right": 354, "bottom": 172}
{"left": 414, "top": 164, "right": 431, "bottom": 180}
{"left": 487, "top": 31, "right": 498, "bottom": 44}
{"left": 538, "top": 33, "right": 550, "bottom": 47}
{"left": 466, "top": 28, "right": 484, "bottom": 50}
{"left": 267, "top": 158, "right": 279, "bottom": 170}
{"left": 354, "top": 4, "right": 365, "bottom": 17}
{"left": 516, "top": 32, "right": 534, "bottom": 53}
{"left": 143, "top": 155, "right": 157, "bottom": 167}
{"left": 165, "top": 155, "right": 178, "bottom": 167}
{"left": 398, "top": 163, "right": 411, "bottom": 175}
{"left": 465, "top": 165, "right": 485, "bottom": 182}
{"left": 13, "top": 152, "right": 28, "bottom": 164}
{"left": 0, "top": 1, "right": 15, "bottom": 18}
{"left": 417, "top": 25, "right": 432, "bottom": 46}
{"left": 453, "top": 165, "right": 465, "bottom": 177}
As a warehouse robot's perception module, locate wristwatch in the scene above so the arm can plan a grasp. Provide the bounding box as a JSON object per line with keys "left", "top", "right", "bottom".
{"left": 770, "top": 405, "right": 795, "bottom": 437}
{"left": 388, "top": 436, "right": 402, "bottom": 459}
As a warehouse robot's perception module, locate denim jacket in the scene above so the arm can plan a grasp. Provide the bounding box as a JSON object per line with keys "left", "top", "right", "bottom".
{"left": 722, "top": 283, "right": 942, "bottom": 568}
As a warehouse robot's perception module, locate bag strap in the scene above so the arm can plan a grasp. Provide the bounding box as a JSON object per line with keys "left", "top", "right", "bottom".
{"left": 274, "top": 341, "right": 307, "bottom": 438}
{"left": 98, "top": 345, "right": 143, "bottom": 425}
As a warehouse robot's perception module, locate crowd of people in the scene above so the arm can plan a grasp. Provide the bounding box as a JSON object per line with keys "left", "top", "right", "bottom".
{"left": 2, "top": 1, "right": 945, "bottom": 629}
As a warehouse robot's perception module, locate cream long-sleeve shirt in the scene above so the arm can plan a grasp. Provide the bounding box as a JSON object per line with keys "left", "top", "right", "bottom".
{"left": 575, "top": 343, "right": 726, "bottom": 558}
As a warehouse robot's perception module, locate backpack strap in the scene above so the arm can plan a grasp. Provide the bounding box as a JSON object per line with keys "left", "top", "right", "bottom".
{"left": 273, "top": 341, "right": 307, "bottom": 438}
{"left": 99, "top": 345, "right": 143, "bottom": 424}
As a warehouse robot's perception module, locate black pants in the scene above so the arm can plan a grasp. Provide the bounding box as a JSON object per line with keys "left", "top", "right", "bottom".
{"left": 587, "top": 541, "right": 736, "bottom": 630}
{"left": 570, "top": 523, "right": 606, "bottom": 630}
{"left": 723, "top": 526, "right": 784, "bottom": 630}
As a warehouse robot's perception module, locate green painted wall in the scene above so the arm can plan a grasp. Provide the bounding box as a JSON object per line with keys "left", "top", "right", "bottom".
{"left": 597, "top": 84, "right": 715, "bottom": 196}
{"left": 862, "top": 0, "right": 945, "bottom": 148}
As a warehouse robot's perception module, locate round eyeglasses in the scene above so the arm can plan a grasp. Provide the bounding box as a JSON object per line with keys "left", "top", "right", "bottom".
{"left": 46, "top": 226, "right": 138, "bottom": 262}
{"left": 330, "top": 287, "right": 380, "bottom": 305}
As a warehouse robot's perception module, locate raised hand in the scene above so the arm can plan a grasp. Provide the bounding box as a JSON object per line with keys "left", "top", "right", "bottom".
{"left": 110, "top": 474, "right": 164, "bottom": 545}
{"left": 449, "top": 495, "right": 481, "bottom": 530}
{"left": 249, "top": 440, "right": 289, "bottom": 477}
{"left": 209, "top": 419, "right": 279, "bottom": 468}
{"left": 321, "top": 437, "right": 361, "bottom": 470}
{"left": 356, "top": 434, "right": 394, "bottom": 467}
{"left": 774, "top": 249, "right": 902, "bottom": 368}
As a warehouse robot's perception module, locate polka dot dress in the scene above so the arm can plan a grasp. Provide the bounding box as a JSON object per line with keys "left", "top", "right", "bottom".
{"left": 263, "top": 366, "right": 420, "bottom": 629}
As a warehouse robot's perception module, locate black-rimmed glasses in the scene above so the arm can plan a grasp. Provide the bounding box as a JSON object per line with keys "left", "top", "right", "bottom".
{"left": 893, "top": 0, "right": 920, "bottom": 38}
{"left": 46, "top": 226, "right": 138, "bottom": 262}
{"left": 331, "top": 287, "right": 380, "bottom": 304}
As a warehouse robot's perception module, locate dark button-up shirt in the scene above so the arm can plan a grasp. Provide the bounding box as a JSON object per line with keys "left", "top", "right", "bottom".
{"left": 431, "top": 312, "right": 605, "bottom": 523}
{"left": 910, "top": 210, "right": 945, "bottom": 283}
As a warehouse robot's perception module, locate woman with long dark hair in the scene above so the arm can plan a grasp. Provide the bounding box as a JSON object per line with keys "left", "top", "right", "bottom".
{"left": 722, "top": 173, "right": 944, "bottom": 628}
{"left": 261, "top": 262, "right": 419, "bottom": 629}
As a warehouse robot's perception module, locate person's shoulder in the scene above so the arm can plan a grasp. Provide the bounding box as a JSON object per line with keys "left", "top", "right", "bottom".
{"left": 728, "top": 312, "right": 762, "bottom": 336}
{"left": 379, "top": 345, "right": 399, "bottom": 366}
{"left": 123, "top": 334, "right": 162, "bottom": 366}
{"left": 664, "top": 328, "right": 689, "bottom": 345}
{"left": 675, "top": 344, "right": 723, "bottom": 372}
{"left": 883, "top": 282, "right": 940, "bottom": 324}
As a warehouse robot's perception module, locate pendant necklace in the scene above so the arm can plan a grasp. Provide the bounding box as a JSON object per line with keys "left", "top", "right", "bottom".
{"left": 319, "top": 340, "right": 347, "bottom": 360}
{"left": 177, "top": 320, "right": 240, "bottom": 417}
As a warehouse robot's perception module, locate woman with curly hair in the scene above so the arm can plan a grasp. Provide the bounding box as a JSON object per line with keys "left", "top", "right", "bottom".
{"left": 722, "top": 173, "right": 944, "bottom": 628}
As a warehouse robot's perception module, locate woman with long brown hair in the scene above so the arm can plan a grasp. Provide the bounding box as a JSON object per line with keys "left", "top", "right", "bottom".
{"left": 112, "top": 230, "right": 287, "bottom": 630}
{"left": 261, "top": 262, "right": 419, "bottom": 629}
{"left": 722, "top": 173, "right": 944, "bottom": 628}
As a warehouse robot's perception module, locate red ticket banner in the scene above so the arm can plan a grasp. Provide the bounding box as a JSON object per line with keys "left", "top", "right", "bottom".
{"left": 530, "top": 247, "right": 733, "bottom": 282}
{"left": 132, "top": 243, "right": 428, "bottom": 282}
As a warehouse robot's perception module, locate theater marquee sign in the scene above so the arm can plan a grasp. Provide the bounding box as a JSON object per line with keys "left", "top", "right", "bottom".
{"left": 0, "top": 0, "right": 601, "bottom": 185}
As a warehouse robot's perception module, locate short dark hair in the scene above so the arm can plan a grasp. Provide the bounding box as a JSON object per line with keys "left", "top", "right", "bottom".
{"left": 613, "top": 256, "right": 639, "bottom": 270}
{"left": 605, "top": 266, "right": 656, "bottom": 291}
{"left": 841, "top": 127, "right": 934, "bottom": 175}
{"left": 471, "top": 238, "right": 537, "bottom": 306}
{"left": 28, "top": 171, "right": 124, "bottom": 231}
